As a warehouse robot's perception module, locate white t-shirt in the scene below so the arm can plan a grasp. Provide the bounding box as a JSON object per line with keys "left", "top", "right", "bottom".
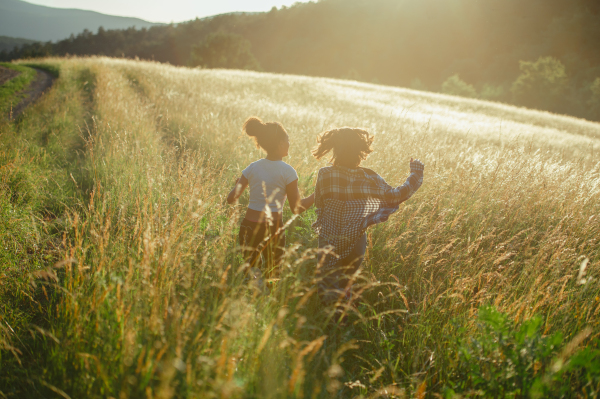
{"left": 242, "top": 159, "right": 299, "bottom": 213}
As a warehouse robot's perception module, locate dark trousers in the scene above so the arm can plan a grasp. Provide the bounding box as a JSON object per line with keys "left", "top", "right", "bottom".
{"left": 238, "top": 218, "right": 286, "bottom": 274}
{"left": 317, "top": 233, "right": 367, "bottom": 299}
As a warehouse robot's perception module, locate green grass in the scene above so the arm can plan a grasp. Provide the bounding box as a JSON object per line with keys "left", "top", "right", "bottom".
{"left": 23, "top": 61, "right": 60, "bottom": 78}
{"left": 0, "top": 62, "right": 37, "bottom": 118}
{"left": 0, "top": 59, "right": 93, "bottom": 396}
{"left": 0, "top": 57, "right": 599, "bottom": 398}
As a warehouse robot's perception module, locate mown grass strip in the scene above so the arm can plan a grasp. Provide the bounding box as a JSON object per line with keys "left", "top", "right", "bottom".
{"left": 0, "top": 63, "right": 37, "bottom": 119}
{"left": 0, "top": 60, "right": 97, "bottom": 396}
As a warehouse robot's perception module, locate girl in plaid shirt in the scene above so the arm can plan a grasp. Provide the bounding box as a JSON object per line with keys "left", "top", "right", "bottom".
{"left": 312, "top": 128, "right": 424, "bottom": 302}
{"left": 227, "top": 117, "right": 314, "bottom": 278}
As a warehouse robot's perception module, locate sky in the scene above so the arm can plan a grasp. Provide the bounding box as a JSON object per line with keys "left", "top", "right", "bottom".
{"left": 24, "top": 0, "right": 312, "bottom": 23}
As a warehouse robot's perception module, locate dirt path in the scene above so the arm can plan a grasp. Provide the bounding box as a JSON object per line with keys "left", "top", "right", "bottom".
{"left": 9, "top": 68, "right": 55, "bottom": 121}
{"left": 0, "top": 66, "right": 20, "bottom": 85}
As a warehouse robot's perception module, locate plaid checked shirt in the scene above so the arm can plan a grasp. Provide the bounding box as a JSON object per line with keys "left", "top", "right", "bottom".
{"left": 313, "top": 160, "right": 424, "bottom": 268}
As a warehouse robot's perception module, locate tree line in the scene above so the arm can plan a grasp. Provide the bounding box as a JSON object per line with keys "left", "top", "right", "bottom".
{"left": 3, "top": 0, "right": 600, "bottom": 121}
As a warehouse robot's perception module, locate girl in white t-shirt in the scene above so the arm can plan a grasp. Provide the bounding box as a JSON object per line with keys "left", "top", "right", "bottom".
{"left": 227, "top": 117, "right": 314, "bottom": 275}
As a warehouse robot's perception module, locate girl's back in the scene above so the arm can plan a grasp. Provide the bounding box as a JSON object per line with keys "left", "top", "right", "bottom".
{"left": 311, "top": 127, "right": 424, "bottom": 269}
{"left": 243, "top": 159, "right": 298, "bottom": 213}
{"left": 226, "top": 116, "right": 314, "bottom": 276}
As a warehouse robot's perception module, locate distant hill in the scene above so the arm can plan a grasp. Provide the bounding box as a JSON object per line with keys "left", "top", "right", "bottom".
{"left": 0, "top": 35, "right": 36, "bottom": 52}
{"left": 0, "top": 0, "right": 162, "bottom": 42}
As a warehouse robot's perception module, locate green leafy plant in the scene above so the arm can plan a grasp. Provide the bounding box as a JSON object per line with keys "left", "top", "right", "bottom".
{"left": 446, "top": 307, "right": 600, "bottom": 398}
{"left": 588, "top": 77, "right": 600, "bottom": 120}
{"left": 480, "top": 83, "right": 505, "bottom": 101}
{"left": 441, "top": 74, "right": 478, "bottom": 98}
{"left": 446, "top": 307, "right": 563, "bottom": 397}
{"left": 530, "top": 336, "right": 600, "bottom": 398}
{"left": 511, "top": 56, "right": 568, "bottom": 112}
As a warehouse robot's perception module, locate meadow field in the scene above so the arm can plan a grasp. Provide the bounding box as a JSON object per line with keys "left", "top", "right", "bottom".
{"left": 1, "top": 57, "right": 599, "bottom": 398}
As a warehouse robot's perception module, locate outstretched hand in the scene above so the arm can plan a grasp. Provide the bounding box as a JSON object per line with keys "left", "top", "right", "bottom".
{"left": 410, "top": 158, "right": 424, "bottom": 173}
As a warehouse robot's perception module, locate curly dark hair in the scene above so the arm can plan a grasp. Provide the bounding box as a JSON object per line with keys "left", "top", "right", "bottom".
{"left": 312, "top": 127, "right": 374, "bottom": 167}
{"left": 242, "top": 116, "right": 288, "bottom": 154}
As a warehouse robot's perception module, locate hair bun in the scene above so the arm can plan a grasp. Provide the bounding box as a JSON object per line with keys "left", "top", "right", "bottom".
{"left": 243, "top": 117, "right": 265, "bottom": 137}
{"left": 242, "top": 117, "right": 288, "bottom": 153}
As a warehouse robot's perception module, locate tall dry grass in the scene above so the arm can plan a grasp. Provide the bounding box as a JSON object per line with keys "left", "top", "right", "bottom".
{"left": 1, "top": 56, "right": 599, "bottom": 397}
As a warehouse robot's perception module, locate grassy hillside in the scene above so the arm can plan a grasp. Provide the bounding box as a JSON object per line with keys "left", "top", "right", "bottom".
{"left": 1, "top": 57, "right": 599, "bottom": 398}
{"left": 4, "top": 0, "right": 600, "bottom": 121}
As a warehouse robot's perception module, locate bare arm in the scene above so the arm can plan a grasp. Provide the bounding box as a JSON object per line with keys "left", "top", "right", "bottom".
{"left": 286, "top": 179, "right": 315, "bottom": 214}
{"left": 227, "top": 174, "right": 249, "bottom": 204}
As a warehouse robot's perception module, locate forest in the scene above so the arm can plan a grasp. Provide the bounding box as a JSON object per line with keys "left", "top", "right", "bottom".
{"left": 3, "top": 0, "right": 600, "bottom": 120}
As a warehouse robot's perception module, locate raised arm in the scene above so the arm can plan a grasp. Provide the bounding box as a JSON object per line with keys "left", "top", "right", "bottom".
{"left": 286, "top": 179, "right": 315, "bottom": 214}
{"left": 226, "top": 174, "right": 249, "bottom": 204}
{"left": 383, "top": 158, "right": 424, "bottom": 204}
